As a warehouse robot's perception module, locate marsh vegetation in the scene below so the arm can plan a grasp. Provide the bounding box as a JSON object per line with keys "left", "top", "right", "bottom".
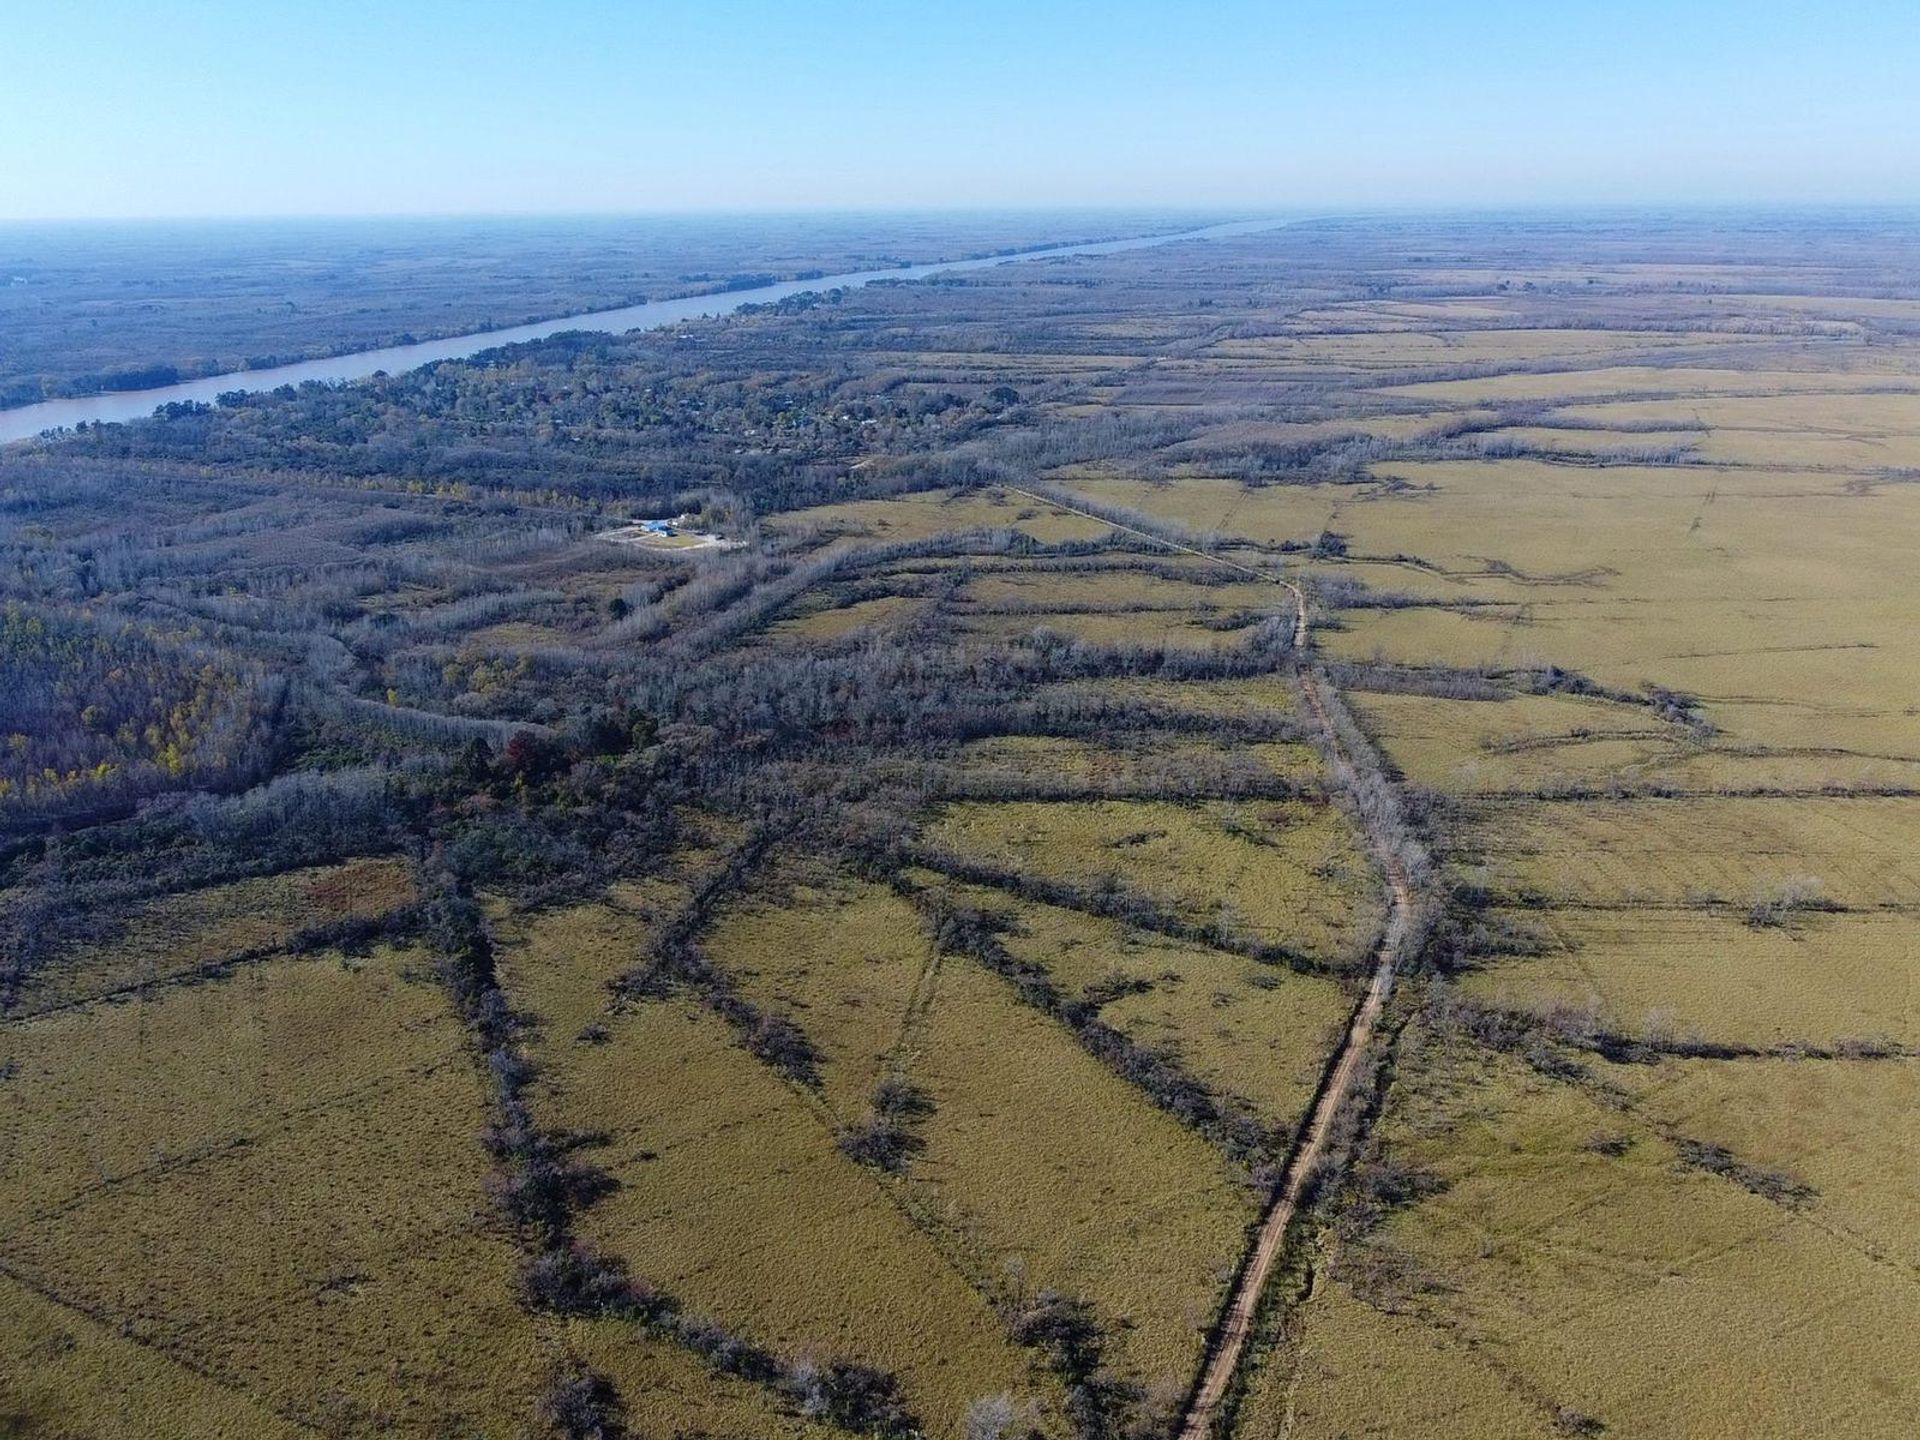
{"left": 2, "top": 211, "right": 1916, "bottom": 1438}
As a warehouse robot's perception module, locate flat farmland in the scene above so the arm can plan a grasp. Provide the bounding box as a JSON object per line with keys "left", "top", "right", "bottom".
{"left": 5, "top": 213, "right": 1917, "bottom": 1437}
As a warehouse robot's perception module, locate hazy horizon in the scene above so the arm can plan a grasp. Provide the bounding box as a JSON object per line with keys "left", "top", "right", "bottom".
{"left": 7, "top": 201, "right": 1920, "bottom": 229}
{"left": 4, "top": 0, "right": 1917, "bottom": 221}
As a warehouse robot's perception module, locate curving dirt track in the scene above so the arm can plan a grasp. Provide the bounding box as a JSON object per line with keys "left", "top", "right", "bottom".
{"left": 1176, "top": 777, "right": 1412, "bottom": 1437}
{"left": 1001, "top": 485, "right": 1415, "bottom": 1439}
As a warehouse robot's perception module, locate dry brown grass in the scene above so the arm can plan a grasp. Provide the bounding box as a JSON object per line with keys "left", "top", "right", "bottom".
{"left": 0, "top": 944, "right": 548, "bottom": 1436}
{"left": 15, "top": 858, "right": 413, "bottom": 1016}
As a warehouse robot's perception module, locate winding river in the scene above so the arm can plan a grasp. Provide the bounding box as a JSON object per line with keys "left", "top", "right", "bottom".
{"left": 0, "top": 218, "right": 1286, "bottom": 443}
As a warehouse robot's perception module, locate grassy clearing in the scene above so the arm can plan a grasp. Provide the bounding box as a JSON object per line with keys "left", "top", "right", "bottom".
{"left": 465, "top": 618, "right": 576, "bottom": 649}
{"left": 16, "top": 858, "right": 413, "bottom": 1015}
{"left": 1211, "top": 327, "right": 1731, "bottom": 370}
{"left": 959, "top": 567, "right": 1278, "bottom": 614}
{"left": 1474, "top": 796, "right": 1920, "bottom": 908}
{"left": 951, "top": 733, "right": 1318, "bottom": 792}
{"left": 771, "top": 593, "right": 927, "bottom": 642}
{"left": 1355, "top": 687, "right": 1920, "bottom": 797}
{"left": 1323, "top": 605, "right": 1550, "bottom": 672}
{"left": 954, "top": 734, "right": 1139, "bottom": 784}
{"left": 960, "top": 608, "right": 1249, "bottom": 651}
{"left": 902, "top": 954, "right": 1253, "bottom": 1412}
{"left": 1550, "top": 392, "right": 1920, "bottom": 470}
{"left": 499, "top": 861, "right": 1319, "bottom": 1424}
{"left": 946, "top": 883, "right": 1351, "bottom": 1134}
{"left": 1052, "top": 473, "right": 1338, "bottom": 548}
{"left": 1382, "top": 366, "right": 1920, "bottom": 406}
{"left": 564, "top": 1317, "right": 842, "bottom": 1440}
{"left": 1349, "top": 690, "right": 1675, "bottom": 795}
{"left": 1458, "top": 909, "right": 1919, "bottom": 1050}
{"left": 0, "top": 944, "right": 548, "bottom": 1436}
{"left": 704, "top": 871, "right": 933, "bottom": 1120}
{"left": 924, "top": 798, "right": 1382, "bottom": 967}
{"left": 960, "top": 606, "right": 1259, "bottom": 652}
{"left": 1332, "top": 1027, "right": 1920, "bottom": 1438}
{"left": 490, "top": 878, "right": 689, "bottom": 1043}
{"left": 1050, "top": 674, "right": 1302, "bottom": 723}
{"left": 0, "top": 1269, "right": 313, "bottom": 1439}
{"left": 494, "top": 874, "right": 973, "bottom": 1438}
{"left": 1233, "top": 1278, "right": 1546, "bottom": 1439}
{"left": 542, "top": 997, "right": 1045, "bottom": 1438}
{"left": 1, "top": 944, "right": 453, "bottom": 1223}
{"left": 1610, "top": 1057, "right": 1920, "bottom": 1269}
{"left": 1167, "top": 413, "right": 1480, "bottom": 450}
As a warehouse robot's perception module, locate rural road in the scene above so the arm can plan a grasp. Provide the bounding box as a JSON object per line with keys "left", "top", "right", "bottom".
{"left": 1176, "top": 674, "right": 1412, "bottom": 1437}
{"left": 1002, "top": 484, "right": 1414, "bottom": 1438}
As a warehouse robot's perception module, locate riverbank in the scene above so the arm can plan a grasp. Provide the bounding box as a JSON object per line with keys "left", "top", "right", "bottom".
{"left": 0, "top": 217, "right": 1288, "bottom": 443}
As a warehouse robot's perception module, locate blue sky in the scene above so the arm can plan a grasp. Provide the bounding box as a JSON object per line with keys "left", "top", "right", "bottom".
{"left": 3, "top": 0, "right": 1916, "bottom": 217}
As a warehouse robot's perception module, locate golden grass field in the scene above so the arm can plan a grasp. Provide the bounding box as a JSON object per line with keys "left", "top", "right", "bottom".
{"left": 1266, "top": 1032, "right": 1919, "bottom": 1439}
{"left": 0, "top": 943, "right": 547, "bottom": 1436}
{"left": 924, "top": 798, "right": 1381, "bottom": 967}
{"left": 10, "top": 229, "right": 1920, "bottom": 1437}
{"left": 926, "top": 879, "right": 1350, "bottom": 1139}
{"left": 895, "top": 950, "right": 1251, "bottom": 1410}
{"left": 1086, "top": 283, "right": 1920, "bottom": 1439}
{"left": 538, "top": 994, "right": 1047, "bottom": 1434}
{"left": 13, "top": 858, "right": 414, "bottom": 1016}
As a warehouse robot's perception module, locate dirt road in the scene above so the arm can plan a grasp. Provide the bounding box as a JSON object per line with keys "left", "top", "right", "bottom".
{"left": 1001, "top": 484, "right": 1414, "bottom": 1439}
{"left": 1176, "top": 777, "right": 1411, "bottom": 1437}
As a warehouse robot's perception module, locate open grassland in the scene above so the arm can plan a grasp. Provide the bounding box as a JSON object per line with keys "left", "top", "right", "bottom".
{"left": 1458, "top": 908, "right": 1918, "bottom": 1050}
{"left": 771, "top": 592, "right": 928, "bottom": 642}
{"left": 1381, "top": 364, "right": 1920, "bottom": 406}
{"left": 563, "top": 1317, "right": 844, "bottom": 1440}
{"left": 957, "top": 567, "right": 1275, "bottom": 612}
{"left": 1351, "top": 688, "right": 1920, "bottom": 797}
{"left": 1048, "top": 674, "right": 1304, "bottom": 724}
{"left": 0, "top": 1268, "right": 314, "bottom": 1440}
{"left": 704, "top": 871, "right": 936, "bottom": 1120}
{"left": 1349, "top": 690, "right": 1678, "bottom": 794}
{"left": 1470, "top": 795, "right": 1920, "bottom": 909}
{"left": 950, "top": 733, "right": 1320, "bottom": 794}
{"left": 1549, "top": 391, "right": 1920, "bottom": 470}
{"left": 492, "top": 845, "right": 1348, "bottom": 1423}
{"left": 926, "top": 879, "right": 1351, "bottom": 1138}
{"left": 1053, "top": 473, "right": 1341, "bottom": 548}
{"left": 1232, "top": 1275, "right": 1547, "bottom": 1439}
{"left": 1608, "top": 1056, "right": 1920, "bottom": 1271}
{"left": 9, "top": 215, "right": 1920, "bottom": 1437}
{"left": 0, "top": 944, "right": 548, "bottom": 1436}
{"left": 491, "top": 881, "right": 1062, "bottom": 1434}
{"left": 924, "top": 798, "right": 1381, "bottom": 969}
{"left": 490, "top": 871, "right": 701, "bottom": 1043}
{"left": 531, "top": 995, "right": 1050, "bottom": 1436}
{"left": 1258, "top": 1030, "right": 1920, "bottom": 1439}
{"left": 1207, "top": 327, "right": 1752, "bottom": 370}
{"left": 13, "top": 858, "right": 413, "bottom": 1016}
{"left": 899, "top": 955, "right": 1252, "bottom": 1416}
{"left": 959, "top": 607, "right": 1248, "bottom": 651}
